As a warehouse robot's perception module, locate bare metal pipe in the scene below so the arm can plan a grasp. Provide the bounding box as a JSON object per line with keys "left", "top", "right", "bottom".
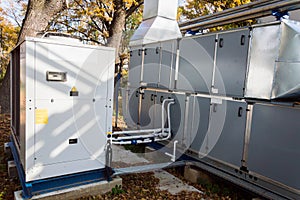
{"left": 180, "top": 0, "right": 300, "bottom": 31}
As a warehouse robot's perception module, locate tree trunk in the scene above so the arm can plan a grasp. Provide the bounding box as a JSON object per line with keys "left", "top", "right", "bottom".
{"left": 107, "top": 0, "right": 127, "bottom": 63}
{"left": 0, "top": 0, "right": 66, "bottom": 114}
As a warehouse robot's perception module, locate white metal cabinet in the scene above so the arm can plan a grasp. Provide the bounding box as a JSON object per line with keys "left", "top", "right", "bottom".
{"left": 11, "top": 37, "right": 115, "bottom": 182}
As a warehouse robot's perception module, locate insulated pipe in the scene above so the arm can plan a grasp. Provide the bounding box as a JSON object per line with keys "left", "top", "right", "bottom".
{"left": 161, "top": 99, "right": 175, "bottom": 136}
{"left": 112, "top": 128, "right": 162, "bottom": 135}
{"left": 179, "top": 0, "right": 300, "bottom": 31}
{"left": 112, "top": 99, "right": 175, "bottom": 145}
{"left": 111, "top": 99, "right": 175, "bottom": 145}
{"left": 164, "top": 100, "right": 175, "bottom": 140}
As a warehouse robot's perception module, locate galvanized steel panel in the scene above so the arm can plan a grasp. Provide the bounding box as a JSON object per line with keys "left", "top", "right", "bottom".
{"left": 143, "top": 0, "right": 178, "bottom": 20}
{"left": 130, "top": 0, "right": 181, "bottom": 46}
{"left": 272, "top": 20, "right": 300, "bottom": 99}
{"left": 245, "top": 24, "right": 281, "bottom": 99}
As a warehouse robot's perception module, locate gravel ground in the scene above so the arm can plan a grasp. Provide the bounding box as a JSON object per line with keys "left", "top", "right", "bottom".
{"left": 0, "top": 114, "right": 256, "bottom": 200}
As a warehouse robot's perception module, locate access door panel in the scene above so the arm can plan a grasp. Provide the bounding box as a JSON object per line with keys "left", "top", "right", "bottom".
{"left": 214, "top": 29, "right": 250, "bottom": 97}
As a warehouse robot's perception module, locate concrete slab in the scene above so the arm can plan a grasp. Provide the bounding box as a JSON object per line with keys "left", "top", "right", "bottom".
{"left": 184, "top": 165, "right": 213, "bottom": 184}
{"left": 112, "top": 145, "right": 149, "bottom": 165}
{"left": 4, "top": 142, "right": 11, "bottom": 155}
{"left": 14, "top": 177, "right": 122, "bottom": 200}
{"left": 8, "top": 160, "right": 17, "bottom": 178}
{"left": 154, "top": 170, "right": 203, "bottom": 195}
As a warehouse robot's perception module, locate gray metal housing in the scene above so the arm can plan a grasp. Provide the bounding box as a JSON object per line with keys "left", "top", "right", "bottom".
{"left": 126, "top": 19, "right": 300, "bottom": 199}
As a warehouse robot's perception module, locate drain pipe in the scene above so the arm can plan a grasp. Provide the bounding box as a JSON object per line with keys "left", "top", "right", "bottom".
{"left": 165, "top": 140, "right": 178, "bottom": 162}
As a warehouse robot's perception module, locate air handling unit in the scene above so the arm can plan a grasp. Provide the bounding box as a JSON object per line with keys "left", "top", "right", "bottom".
{"left": 10, "top": 35, "right": 115, "bottom": 198}
{"left": 123, "top": 0, "right": 300, "bottom": 199}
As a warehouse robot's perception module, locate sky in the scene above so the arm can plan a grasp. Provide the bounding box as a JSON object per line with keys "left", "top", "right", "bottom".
{"left": 179, "top": 0, "right": 186, "bottom": 6}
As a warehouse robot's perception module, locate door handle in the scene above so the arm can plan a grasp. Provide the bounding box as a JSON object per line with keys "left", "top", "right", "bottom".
{"left": 241, "top": 35, "right": 246, "bottom": 46}
{"left": 135, "top": 90, "right": 139, "bottom": 97}
{"left": 219, "top": 38, "right": 224, "bottom": 48}
{"left": 238, "top": 107, "right": 243, "bottom": 117}
{"left": 213, "top": 104, "right": 218, "bottom": 112}
{"left": 160, "top": 96, "right": 164, "bottom": 103}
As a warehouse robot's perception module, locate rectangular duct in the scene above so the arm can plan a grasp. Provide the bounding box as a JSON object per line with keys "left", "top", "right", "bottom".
{"left": 130, "top": 0, "right": 182, "bottom": 46}
{"left": 245, "top": 19, "right": 300, "bottom": 100}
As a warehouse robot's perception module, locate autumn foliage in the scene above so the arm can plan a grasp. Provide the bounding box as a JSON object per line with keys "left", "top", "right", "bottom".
{"left": 0, "top": 7, "right": 19, "bottom": 81}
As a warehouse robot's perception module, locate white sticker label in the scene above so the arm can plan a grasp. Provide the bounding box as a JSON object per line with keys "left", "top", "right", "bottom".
{"left": 211, "top": 98, "right": 223, "bottom": 105}
{"left": 212, "top": 88, "right": 219, "bottom": 94}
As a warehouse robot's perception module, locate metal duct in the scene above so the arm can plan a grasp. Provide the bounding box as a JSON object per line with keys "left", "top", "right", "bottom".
{"left": 245, "top": 19, "right": 300, "bottom": 100}
{"left": 179, "top": 0, "right": 300, "bottom": 32}
{"left": 130, "top": 0, "right": 182, "bottom": 46}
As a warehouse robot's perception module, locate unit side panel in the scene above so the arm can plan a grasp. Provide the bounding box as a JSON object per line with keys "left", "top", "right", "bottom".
{"left": 153, "top": 91, "right": 169, "bottom": 129}
{"left": 248, "top": 104, "right": 300, "bottom": 190}
{"left": 214, "top": 29, "right": 249, "bottom": 97}
{"left": 28, "top": 40, "right": 113, "bottom": 181}
{"left": 169, "top": 93, "right": 186, "bottom": 144}
{"left": 140, "top": 90, "right": 156, "bottom": 129}
{"left": 11, "top": 46, "right": 21, "bottom": 142}
{"left": 189, "top": 96, "right": 211, "bottom": 153}
{"left": 25, "top": 41, "right": 36, "bottom": 172}
{"left": 160, "top": 40, "right": 176, "bottom": 89}
{"left": 208, "top": 100, "right": 246, "bottom": 167}
{"left": 34, "top": 43, "right": 113, "bottom": 100}
{"left": 177, "top": 35, "right": 215, "bottom": 93}
{"left": 125, "top": 87, "right": 140, "bottom": 128}
{"left": 143, "top": 44, "right": 160, "bottom": 87}
{"left": 128, "top": 47, "right": 142, "bottom": 88}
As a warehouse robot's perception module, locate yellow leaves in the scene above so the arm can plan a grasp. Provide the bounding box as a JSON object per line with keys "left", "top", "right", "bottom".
{"left": 180, "top": 0, "right": 255, "bottom": 29}
{"left": 234, "top": 0, "right": 242, "bottom": 6}
{"left": 123, "top": 0, "right": 138, "bottom": 9}
{"left": 0, "top": 13, "right": 19, "bottom": 80}
{"left": 103, "top": 30, "right": 110, "bottom": 38}
{"left": 212, "top": 0, "right": 253, "bottom": 13}
{"left": 213, "top": 0, "right": 243, "bottom": 11}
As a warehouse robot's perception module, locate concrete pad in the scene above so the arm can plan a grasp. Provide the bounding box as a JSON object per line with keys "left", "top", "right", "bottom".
{"left": 14, "top": 177, "right": 122, "bottom": 200}
{"left": 154, "top": 170, "right": 203, "bottom": 195}
{"left": 8, "top": 160, "right": 17, "bottom": 178}
{"left": 184, "top": 166, "right": 213, "bottom": 184}
{"left": 4, "top": 142, "right": 11, "bottom": 156}
{"left": 144, "top": 146, "right": 171, "bottom": 163}
{"left": 112, "top": 145, "right": 149, "bottom": 165}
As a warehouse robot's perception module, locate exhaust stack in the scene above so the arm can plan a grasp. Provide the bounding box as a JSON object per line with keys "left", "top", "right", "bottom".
{"left": 130, "top": 0, "right": 182, "bottom": 46}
